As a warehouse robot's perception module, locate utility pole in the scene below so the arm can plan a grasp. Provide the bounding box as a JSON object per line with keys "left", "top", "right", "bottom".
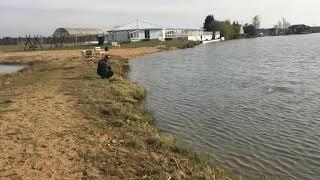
{"left": 137, "top": 19, "right": 140, "bottom": 29}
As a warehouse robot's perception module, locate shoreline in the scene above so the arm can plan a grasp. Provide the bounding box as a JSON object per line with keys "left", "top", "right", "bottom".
{"left": 0, "top": 42, "right": 232, "bottom": 179}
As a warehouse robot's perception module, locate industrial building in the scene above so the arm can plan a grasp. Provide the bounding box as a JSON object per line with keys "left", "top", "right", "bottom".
{"left": 53, "top": 28, "right": 104, "bottom": 37}
{"left": 50, "top": 28, "right": 105, "bottom": 46}
{"left": 107, "top": 20, "right": 217, "bottom": 43}
{"left": 288, "top": 25, "right": 312, "bottom": 35}
{"left": 312, "top": 26, "right": 320, "bottom": 33}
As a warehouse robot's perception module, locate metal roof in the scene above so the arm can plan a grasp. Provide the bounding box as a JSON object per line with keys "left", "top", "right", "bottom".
{"left": 109, "top": 20, "right": 164, "bottom": 31}
{"left": 53, "top": 28, "right": 104, "bottom": 37}
{"left": 288, "top": 24, "right": 310, "bottom": 28}
{"left": 107, "top": 19, "right": 208, "bottom": 34}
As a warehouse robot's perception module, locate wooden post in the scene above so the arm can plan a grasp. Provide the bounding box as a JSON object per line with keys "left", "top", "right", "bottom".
{"left": 24, "top": 35, "right": 28, "bottom": 51}
{"left": 34, "top": 35, "right": 43, "bottom": 49}
{"left": 50, "top": 35, "right": 55, "bottom": 49}
{"left": 60, "top": 36, "right": 65, "bottom": 48}
{"left": 24, "top": 35, "right": 34, "bottom": 51}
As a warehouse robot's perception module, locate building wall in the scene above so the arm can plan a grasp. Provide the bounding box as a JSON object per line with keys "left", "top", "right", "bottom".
{"left": 204, "top": 34, "right": 213, "bottom": 40}
{"left": 150, "top": 29, "right": 163, "bottom": 40}
{"left": 136, "top": 29, "right": 163, "bottom": 40}
{"left": 138, "top": 30, "right": 145, "bottom": 40}
{"left": 108, "top": 29, "right": 215, "bottom": 42}
{"left": 188, "top": 35, "right": 213, "bottom": 41}
{"left": 288, "top": 25, "right": 312, "bottom": 34}
{"left": 312, "top": 26, "right": 320, "bottom": 33}
{"left": 108, "top": 31, "right": 129, "bottom": 43}
{"left": 188, "top": 36, "right": 202, "bottom": 41}
{"left": 214, "top": 32, "right": 221, "bottom": 39}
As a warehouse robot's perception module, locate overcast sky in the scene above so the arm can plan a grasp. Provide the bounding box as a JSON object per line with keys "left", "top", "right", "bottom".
{"left": 1, "top": 0, "right": 319, "bottom": 37}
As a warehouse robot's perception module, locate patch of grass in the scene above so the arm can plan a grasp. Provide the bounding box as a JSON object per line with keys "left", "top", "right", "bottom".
{"left": 124, "top": 136, "right": 144, "bottom": 149}
{"left": 165, "top": 40, "right": 201, "bottom": 49}
{"left": 109, "top": 76, "right": 146, "bottom": 102}
{"left": 77, "top": 69, "right": 151, "bottom": 126}
{"left": 0, "top": 45, "right": 25, "bottom": 52}
{"left": 117, "top": 40, "right": 163, "bottom": 49}
{"left": 119, "top": 39, "right": 201, "bottom": 50}
{"left": 0, "top": 73, "right": 15, "bottom": 86}
{"left": 146, "top": 134, "right": 210, "bottom": 165}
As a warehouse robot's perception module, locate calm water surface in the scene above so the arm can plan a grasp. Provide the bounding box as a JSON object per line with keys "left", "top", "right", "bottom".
{"left": 129, "top": 34, "right": 320, "bottom": 180}
{"left": 0, "top": 65, "right": 25, "bottom": 74}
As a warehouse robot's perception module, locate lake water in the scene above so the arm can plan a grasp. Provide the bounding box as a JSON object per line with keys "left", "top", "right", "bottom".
{"left": 129, "top": 34, "right": 320, "bottom": 180}
{"left": 0, "top": 65, "right": 25, "bottom": 74}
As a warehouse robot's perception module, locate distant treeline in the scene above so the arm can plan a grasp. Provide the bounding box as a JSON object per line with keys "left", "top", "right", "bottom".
{"left": 203, "top": 14, "right": 263, "bottom": 38}
{"left": 0, "top": 35, "right": 98, "bottom": 45}
{"left": 204, "top": 14, "right": 320, "bottom": 38}
{"left": 203, "top": 15, "right": 243, "bottom": 40}
{"left": 0, "top": 37, "right": 20, "bottom": 45}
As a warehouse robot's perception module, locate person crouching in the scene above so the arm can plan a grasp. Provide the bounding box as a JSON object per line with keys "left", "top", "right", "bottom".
{"left": 97, "top": 55, "right": 114, "bottom": 79}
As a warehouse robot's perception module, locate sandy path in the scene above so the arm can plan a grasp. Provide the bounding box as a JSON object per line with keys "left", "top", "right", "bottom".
{"left": 0, "top": 65, "right": 88, "bottom": 178}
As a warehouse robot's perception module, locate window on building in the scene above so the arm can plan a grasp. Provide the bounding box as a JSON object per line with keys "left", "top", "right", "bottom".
{"left": 129, "top": 31, "right": 139, "bottom": 40}
{"left": 145, "top": 30, "right": 150, "bottom": 39}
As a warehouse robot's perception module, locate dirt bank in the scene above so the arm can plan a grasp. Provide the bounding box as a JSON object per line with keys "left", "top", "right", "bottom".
{"left": 0, "top": 43, "right": 232, "bottom": 179}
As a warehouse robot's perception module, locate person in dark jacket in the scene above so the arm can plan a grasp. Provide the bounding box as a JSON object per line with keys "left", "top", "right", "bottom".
{"left": 97, "top": 55, "right": 114, "bottom": 79}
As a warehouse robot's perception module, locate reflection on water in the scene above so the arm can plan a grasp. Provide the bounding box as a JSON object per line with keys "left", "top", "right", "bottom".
{"left": 129, "top": 34, "right": 320, "bottom": 180}
{"left": 0, "top": 65, "right": 25, "bottom": 74}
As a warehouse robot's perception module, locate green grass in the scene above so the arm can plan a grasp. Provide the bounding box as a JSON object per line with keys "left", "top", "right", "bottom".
{"left": 119, "top": 39, "right": 201, "bottom": 49}
{"left": 124, "top": 136, "right": 144, "bottom": 149}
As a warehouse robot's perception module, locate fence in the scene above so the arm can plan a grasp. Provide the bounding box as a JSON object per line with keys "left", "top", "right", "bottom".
{"left": 0, "top": 35, "right": 99, "bottom": 46}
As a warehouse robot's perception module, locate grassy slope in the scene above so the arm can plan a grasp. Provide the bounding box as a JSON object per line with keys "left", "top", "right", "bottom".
{"left": 0, "top": 41, "right": 233, "bottom": 179}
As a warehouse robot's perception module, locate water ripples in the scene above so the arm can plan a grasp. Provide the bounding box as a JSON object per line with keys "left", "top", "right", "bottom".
{"left": 130, "top": 34, "right": 320, "bottom": 180}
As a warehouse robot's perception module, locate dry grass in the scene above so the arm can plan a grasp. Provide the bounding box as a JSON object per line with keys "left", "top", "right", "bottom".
{"left": 0, "top": 42, "right": 234, "bottom": 179}
{"left": 0, "top": 40, "right": 200, "bottom": 53}
{"left": 0, "top": 45, "right": 25, "bottom": 52}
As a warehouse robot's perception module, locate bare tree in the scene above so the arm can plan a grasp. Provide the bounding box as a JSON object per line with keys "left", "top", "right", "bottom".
{"left": 282, "top": 18, "right": 291, "bottom": 29}
{"left": 274, "top": 18, "right": 291, "bottom": 29}
{"left": 252, "top": 15, "right": 261, "bottom": 29}
{"left": 277, "top": 20, "right": 283, "bottom": 29}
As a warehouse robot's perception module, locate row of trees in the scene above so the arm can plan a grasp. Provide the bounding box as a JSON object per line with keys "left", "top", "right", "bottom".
{"left": 243, "top": 15, "right": 261, "bottom": 37}
{"left": 204, "top": 14, "right": 291, "bottom": 38}
{"left": 273, "top": 18, "right": 291, "bottom": 29}
{"left": 203, "top": 15, "right": 261, "bottom": 38}
{"left": 203, "top": 15, "right": 242, "bottom": 40}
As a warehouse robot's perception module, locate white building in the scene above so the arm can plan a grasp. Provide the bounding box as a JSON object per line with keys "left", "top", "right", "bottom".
{"left": 107, "top": 20, "right": 218, "bottom": 43}
{"left": 239, "top": 26, "right": 245, "bottom": 35}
